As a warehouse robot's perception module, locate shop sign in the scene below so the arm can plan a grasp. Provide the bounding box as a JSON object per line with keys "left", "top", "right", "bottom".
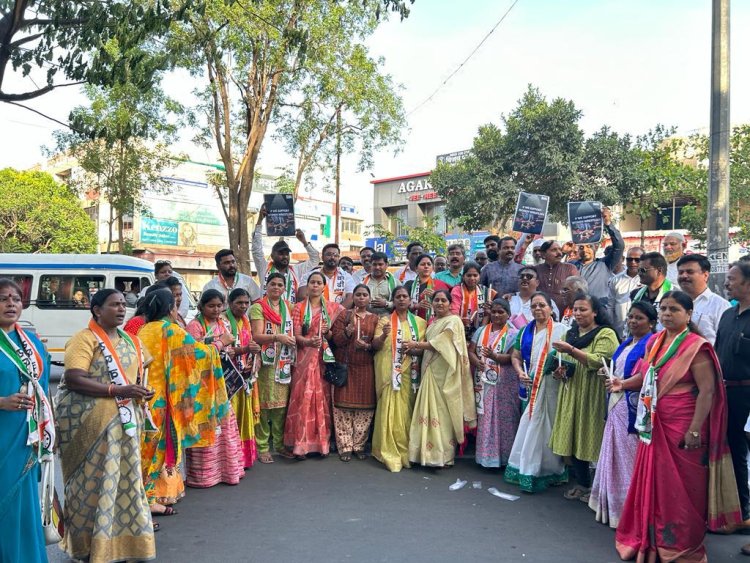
{"left": 141, "top": 217, "right": 179, "bottom": 246}
{"left": 397, "top": 178, "right": 432, "bottom": 193}
{"left": 407, "top": 191, "right": 441, "bottom": 202}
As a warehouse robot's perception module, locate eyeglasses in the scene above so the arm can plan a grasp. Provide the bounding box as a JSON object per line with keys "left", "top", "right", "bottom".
{"left": 626, "top": 257, "right": 641, "bottom": 262}
{"left": 638, "top": 267, "right": 655, "bottom": 275}
{"left": 530, "top": 303, "right": 548, "bottom": 309}
{"left": 519, "top": 273, "right": 536, "bottom": 280}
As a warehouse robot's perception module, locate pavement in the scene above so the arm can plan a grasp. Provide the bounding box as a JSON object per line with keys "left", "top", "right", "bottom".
{"left": 46, "top": 453, "right": 747, "bottom": 563}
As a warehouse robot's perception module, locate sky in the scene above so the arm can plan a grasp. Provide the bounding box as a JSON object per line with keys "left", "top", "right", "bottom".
{"left": 2, "top": 0, "right": 749, "bottom": 222}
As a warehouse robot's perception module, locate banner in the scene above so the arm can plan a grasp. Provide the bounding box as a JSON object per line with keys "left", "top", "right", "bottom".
{"left": 568, "top": 201, "right": 603, "bottom": 244}
{"left": 264, "top": 194, "right": 296, "bottom": 237}
{"left": 512, "top": 192, "right": 549, "bottom": 234}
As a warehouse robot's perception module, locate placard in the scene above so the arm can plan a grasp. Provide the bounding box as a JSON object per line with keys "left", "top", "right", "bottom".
{"left": 512, "top": 192, "right": 549, "bottom": 234}
{"left": 568, "top": 201, "right": 603, "bottom": 244}
{"left": 264, "top": 194, "right": 296, "bottom": 237}
{"left": 221, "top": 357, "right": 248, "bottom": 399}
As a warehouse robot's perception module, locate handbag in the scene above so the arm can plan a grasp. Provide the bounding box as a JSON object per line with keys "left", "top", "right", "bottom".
{"left": 324, "top": 361, "right": 348, "bottom": 387}
{"left": 41, "top": 456, "right": 64, "bottom": 545}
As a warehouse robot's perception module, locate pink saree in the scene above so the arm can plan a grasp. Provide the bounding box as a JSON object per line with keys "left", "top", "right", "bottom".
{"left": 283, "top": 299, "right": 344, "bottom": 456}
{"left": 615, "top": 332, "right": 741, "bottom": 562}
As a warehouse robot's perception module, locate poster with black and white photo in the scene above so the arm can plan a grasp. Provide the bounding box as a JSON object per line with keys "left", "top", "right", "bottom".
{"left": 222, "top": 357, "right": 248, "bottom": 399}
{"left": 568, "top": 201, "right": 603, "bottom": 244}
{"left": 264, "top": 194, "right": 296, "bottom": 237}
{"left": 511, "top": 191, "right": 549, "bottom": 234}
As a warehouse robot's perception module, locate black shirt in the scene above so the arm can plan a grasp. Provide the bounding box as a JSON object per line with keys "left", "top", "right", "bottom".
{"left": 714, "top": 305, "right": 750, "bottom": 381}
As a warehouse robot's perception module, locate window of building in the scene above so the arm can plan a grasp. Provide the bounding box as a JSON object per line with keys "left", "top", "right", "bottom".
{"left": 387, "top": 207, "right": 408, "bottom": 237}
{"left": 341, "top": 218, "right": 362, "bottom": 236}
{"left": 423, "top": 203, "right": 448, "bottom": 234}
{"left": 37, "top": 275, "right": 106, "bottom": 309}
{"left": 0, "top": 275, "right": 33, "bottom": 308}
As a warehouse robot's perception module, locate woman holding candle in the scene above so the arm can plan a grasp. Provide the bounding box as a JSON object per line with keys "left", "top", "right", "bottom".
{"left": 407, "top": 289, "right": 476, "bottom": 468}
{"left": 331, "top": 284, "right": 378, "bottom": 461}
{"left": 549, "top": 293, "right": 619, "bottom": 501}
{"left": 504, "top": 292, "right": 569, "bottom": 493}
{"left": 285, "top": 271, "right": 345, "bottom": 459}
{"left": 587, "top": 301, "right": 657, "bottom": 528}
{"left": 451, "top": 261, "right": 497, "bottom": 341}
{"left": 468, "top": 297, "right": 520, "bottom": 468}
{"left": 403, "top": 254, "right": 450, "bottom": 321}
{"left": 371, "top": 285, "right": 427, "bottom": 472}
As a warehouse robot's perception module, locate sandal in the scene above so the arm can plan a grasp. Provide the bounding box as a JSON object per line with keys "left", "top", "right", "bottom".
{"left": 153, "top": 522, "right": 161, "bottom": 532}
{"left": 563, "top": 486, "right": 589, "bottom": 500}
{"left": 579, "top": 493, "right": 590, "bottom": 504}
{"left": 277, "top": 448, "right": 295, "bottom": 460}
{"left": 354, "top": 451, "right": 368, "bottom": 460}
{"left": 339, "top": 452, "right": 352, "bottom": 462}
{"left": 258, "top": 452, "right": 274, "bottom": 464}
{"left": 295, "top": 454, "right": 307, "bottom": 461}
{"left": 151, "top": 505, "right": 178, "bottom": 517}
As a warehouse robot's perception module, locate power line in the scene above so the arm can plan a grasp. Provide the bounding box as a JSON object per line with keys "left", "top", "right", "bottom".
{"left": 406, "top": 0, "right": 521, "bottom": 117}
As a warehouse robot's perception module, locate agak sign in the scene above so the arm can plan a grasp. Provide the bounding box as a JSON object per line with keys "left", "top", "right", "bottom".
{"left": 397, "top": 178, "right": 433, "bottom": 193}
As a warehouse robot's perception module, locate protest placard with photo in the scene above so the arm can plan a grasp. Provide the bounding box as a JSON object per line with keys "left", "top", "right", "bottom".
{"left": 511, "top": 191, "right": 549, "bottom": 234}
{"left": 264, "top": 194, "right": 296, "bottom": 237}
{"left": 568, "top": 201, "right": 603, "bottom": 244}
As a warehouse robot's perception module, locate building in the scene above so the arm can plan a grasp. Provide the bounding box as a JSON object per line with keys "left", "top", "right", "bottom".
{"left": 371, "top": 171, "right": 447, "bottom": 237}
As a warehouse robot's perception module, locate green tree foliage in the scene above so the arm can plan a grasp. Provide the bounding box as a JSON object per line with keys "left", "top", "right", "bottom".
{"left": 53, "top": 83, "right": 178, "bottom": 253}
{"left": 680, "top": 125, "right": 750, "bottom": 245}
{"left": 368, "top": 215, "right": 446, "bottom": 255}
{"left": 171, "top": 0, "right": 401, "bottom": 272}
{"left": 0, "top": 168, "right": 97, "bottom": 253}
{"left": 0, "top": 0, "right": 197, "bottom": 103}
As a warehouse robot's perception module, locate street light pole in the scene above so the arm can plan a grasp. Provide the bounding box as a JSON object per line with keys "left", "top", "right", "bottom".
{"left": 707, "top": 0, "right": 730, "bottom": 293}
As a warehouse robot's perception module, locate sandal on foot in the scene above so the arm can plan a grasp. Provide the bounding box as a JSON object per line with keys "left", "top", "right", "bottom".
{"left": 563, "top": 486, "right": 588, "bottom": 500}
{"left": 277, "top": 448, "right": 295, "bottom": 460}
{"left": 339, "top": 453, "right": 352, "bottom": 462}
{"left": 295, "top": 454, "right": 307, "bottom": 461}
{"left": 152, "top": 505, "right": 178, "bottom": 517}
{"left": 258, "top": 452, "right": 274, "bottom": 464}
{"left": 579, "top": 493, "right": 590, "bottom": 504}
{"left": 153, "top": 522, "right": 161, "bottom": 532}
{"left": 354, "top": 451, "right": 368, "bottom": 460}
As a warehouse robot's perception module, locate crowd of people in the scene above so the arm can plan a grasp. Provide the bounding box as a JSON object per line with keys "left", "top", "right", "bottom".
{"left": 3, "top": 210, "right": 750, "bottom": 562}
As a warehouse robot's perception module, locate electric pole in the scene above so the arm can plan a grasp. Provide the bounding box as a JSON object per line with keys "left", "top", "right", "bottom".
{"left": 707, "top": 0, "right": 730, "bottom": 293}
{"left": 334, "top": 105, "right": 341, "bottom": 246}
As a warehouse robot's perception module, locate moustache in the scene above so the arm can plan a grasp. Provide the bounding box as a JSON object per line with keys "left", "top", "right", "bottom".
{"left": 487, "top": 249, "right": 499, "bottom": 260}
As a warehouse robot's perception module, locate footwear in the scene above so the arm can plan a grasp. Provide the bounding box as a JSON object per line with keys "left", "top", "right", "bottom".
{"left": 277, "top": 448, "right": 295, "bottom": 460}
{"left": 354, "top": 451, "right": 368, "bottom": 460}
{"left": 563, "top": 486, "right": 589, "bottom": 500}
{"left": 153, "top": 522, "right": 161, "bottom": 532}
{"left": 258, "top": 452, "right": 274, "bottom": 464}
{"left": 579, "top": 493, "right": 590, "bottom": 504}
{"left": 151, "top": 505, "right": 178, "bottom": 517}
{"left": 741, "top": 543, "right": 750, "bottom": 556}
{"left": 339, "top": 452, "right": 352, "bottom": 462}
{"left": 295, "top": 454, "right": 306, "bottom": 461}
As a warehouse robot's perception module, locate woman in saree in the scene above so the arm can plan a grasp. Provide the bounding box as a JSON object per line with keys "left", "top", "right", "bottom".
{"left": 371, "top": 285, "right": 427, "bottom": 472}
{"left": 549, "top": 293, "right": 619, "bottom": 501}
{"left": 285, "top": 270, "right": 345, "bottom": 459}
{"left": 505, "top": 292, "right": 568, "bottom": 493}
{"left": 612, "top": 291, "right": 741, "bottom": 562}
{"left": 0, "top": 279, "right": 53, "bottom": 563}
{"left": 331, "top": 284, "right": 378, "bottom": 462}
{"left": 138, "top": 289, "right": 208, "bottom": 514}
{"left": 407, "top": 289, "right": 476, "bottom": 468}
{"left": 403, "top": 254, "right": 450, "bottom": 321}
{"left": 468, "top": 298, "right": 520, "bottom": 468}
{"left": 588, "top": 301, "right": 656, "bottom": 528}
{"left": 450, "top": 261, "right": 497, "bottom": 341}
{"left": 57, "top": 289, "right": 156, "bottom": 562}
{"left": 186, "top": 289, "right": 243, "bottom": 487}
{"left": 225, "top": 288, "right": 262, "bottom": 468}
{"left": 249, "top": 272, "right": 296, "bottom": 463}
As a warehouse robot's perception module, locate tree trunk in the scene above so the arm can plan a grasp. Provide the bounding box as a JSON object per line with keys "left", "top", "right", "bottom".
{"left": 106, "top": 204, "right": 114, "bottom": 253}
{"left": 117, "top": 214, "right": 124, "bottom": 254}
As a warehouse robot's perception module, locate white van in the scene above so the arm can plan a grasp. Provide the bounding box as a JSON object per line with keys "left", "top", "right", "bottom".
{"left": 0, "top": 254, "right": 164, "bottom": 363}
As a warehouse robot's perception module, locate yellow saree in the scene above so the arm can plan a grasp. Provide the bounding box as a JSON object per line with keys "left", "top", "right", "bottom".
{"left": 408, "top": 314, "right": 477, "bottom": 467}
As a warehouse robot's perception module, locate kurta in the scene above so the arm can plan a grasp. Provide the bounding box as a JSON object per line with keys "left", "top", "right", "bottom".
{"left": 250, "top": 303, "right": 292, "bottom": 410}
{"left": 57, "top": 330, "right": 156, "bottom": 563}
{"left": 0, "top": 329, "right": 50, "bottom": 563}
{"left": 283, "top": 299, "right": 344, "bottom": 456}
{"left": 408, "top": 314, "right": 477, "bottom": 467}
{"left": 372, "top": 314, "right": 427, "bottom": 472}
{"left": 549, "top": 327, "right": 619, "bottom": 463}
{"left": 331, "top": 310, "right": 378, "bottom": 409}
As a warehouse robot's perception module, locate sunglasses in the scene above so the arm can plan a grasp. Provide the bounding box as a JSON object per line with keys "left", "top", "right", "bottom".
{"left": 530, "top": 303, "right": 548, "bottom": 309}
{"left": 638, "top": 267, "right": 655, "bottom": 275}
{"left": 626, "top": 257, "right": 641, "bottom": 262}
{"left": 519, "top": 273, "right": 536, "bottom": 280}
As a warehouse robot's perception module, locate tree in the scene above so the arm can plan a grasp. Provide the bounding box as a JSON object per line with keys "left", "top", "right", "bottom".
{"left": 680, "top": 125, "right": 750, "bottom": 245}
{"left": 0, "top": 168, "right": 97, "bottom": 253}
{"left": 53, "top": 82, "right": 178, "bottom": 253}
{"left": 0, "top": 0, "right": 196, "bottom": 104}
{"left": 367, "top": 215, "right": 446, "bottom": 256}
{"left": 172, "top": 0, "right": 397, "bottom": 272}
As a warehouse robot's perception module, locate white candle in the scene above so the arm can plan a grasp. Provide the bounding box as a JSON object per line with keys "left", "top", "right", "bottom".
{"left": 357, "top": 317, "right": 361, "bottom": 341}
{"left": 558, "top": 350, "right": 562, "bottom": 368}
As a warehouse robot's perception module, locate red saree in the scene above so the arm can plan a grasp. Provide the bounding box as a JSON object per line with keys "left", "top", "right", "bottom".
{"left": 615, "top": 332, "right": 741, "bottom": 563}
{"left": 283, "top": 299, "right": 344, "bottom": 456}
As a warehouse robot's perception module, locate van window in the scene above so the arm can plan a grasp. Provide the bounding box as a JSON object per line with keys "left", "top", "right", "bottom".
{"left": 37, "top": 275, "right": 106, "bottom": 309}
{"left": 115, "top": 276, "right": 144, "bottom": 308}
{"left": 2, "top": 275, "right": 32, "bottom": 308}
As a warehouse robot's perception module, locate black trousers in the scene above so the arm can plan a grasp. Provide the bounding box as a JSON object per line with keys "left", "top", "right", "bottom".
{"left": 726, "top": 387, "right": 750, "bottom": 521}
{"left": 572, "top": 457, "right": 591, "bottom": 488}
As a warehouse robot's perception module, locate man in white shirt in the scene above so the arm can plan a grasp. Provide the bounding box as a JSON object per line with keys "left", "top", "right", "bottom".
{"left": 394, "top": 241, "right": 423, "bottom": 284}
{"left": 663, "top": 232, "right": 687, "bottom": 284}
{"left": 252, "top": 206, "right": 320, "bottom": 303}
{"left": 202, "top": 249, "right": 261, "bottom": 302}
{"left": 352, "top": 246, "right": 375, "bottom": 284}
{"left": 607, "top": 247, "right": 644, "bottom": 338}
{"left": 300, "top": 243, "right": 355, "bottom": 307}
{"left": 676, "top": 254, "right": 731, "bottom": 344}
